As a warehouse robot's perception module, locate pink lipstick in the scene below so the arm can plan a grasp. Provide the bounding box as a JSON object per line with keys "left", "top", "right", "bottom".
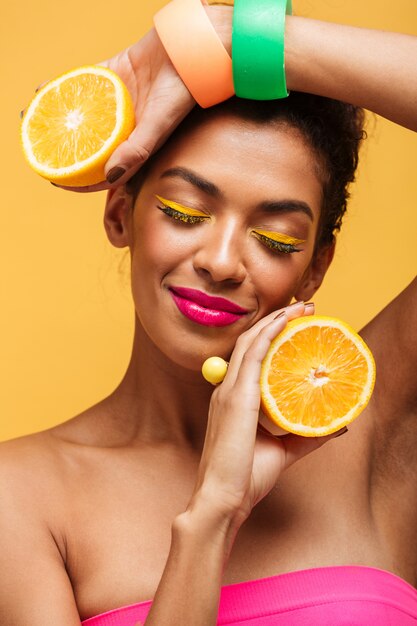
{"left": 169, "top": 286, "right": 248, "bottom": 327}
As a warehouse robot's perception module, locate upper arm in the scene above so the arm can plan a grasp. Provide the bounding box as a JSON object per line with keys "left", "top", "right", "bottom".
{"left": 361, "top": 275, "right": 417, "bottom": 418}
{"left": 0, "top": 450, "right": 81, "bottom": 626}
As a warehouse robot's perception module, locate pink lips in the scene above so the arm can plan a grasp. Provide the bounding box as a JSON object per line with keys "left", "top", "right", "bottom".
{"left": 169, "top": 286, "right": 248, "bottom": 327}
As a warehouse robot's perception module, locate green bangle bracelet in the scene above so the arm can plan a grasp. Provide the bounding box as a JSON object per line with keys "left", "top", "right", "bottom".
{"left": 232, "top": 0, "right": 292, "bottom": 100}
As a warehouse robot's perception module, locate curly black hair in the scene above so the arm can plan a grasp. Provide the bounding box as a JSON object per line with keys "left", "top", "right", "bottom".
{"left": 126, "top": 93, "right": 366, "bottom": 249}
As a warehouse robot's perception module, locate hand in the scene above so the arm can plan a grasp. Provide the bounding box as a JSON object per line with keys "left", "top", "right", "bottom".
{"left": 52, "top": 29, "right": 193, "bottom": 193}
{"left": 55, "top": 5, "right": 233, "bottom": 193}
{"left": 189, "top": 302, "right": 346, "bottom": 532}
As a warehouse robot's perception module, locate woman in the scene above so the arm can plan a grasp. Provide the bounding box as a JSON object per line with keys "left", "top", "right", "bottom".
{"left": 1, "top": 3, "right": 417, "bottom": 625}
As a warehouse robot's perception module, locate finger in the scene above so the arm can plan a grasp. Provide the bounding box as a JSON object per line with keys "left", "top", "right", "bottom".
{"left": 303, "top": 301, "right": 315, "bottom": 316}
{"left": 211, "top": 315, "right": 290, "bottom": 446}
{"left": 104, "top": 96, "right": 195, "bottom": 186}
{"left": 224, "top": 301, "right": 306, "bottom": 388}
{"left": 203, "top": 317, "right": 290, "bottom": 462}
{"left": 218, "top": 314, "right": 290, "bottom": 444}
{"left": 103, "top": 120, "right": 180, "bottom": 187}
{"left": 207, "top": 316, "right": 289, "bottom": 446}
{"left": 103, "top": 130, "right": 152, "bottom": 186}
{"left": 225, "top": 300, "right": 316, "bottom": 387}
{"left": 280, "top": 426, "right": 349, "bottom": 470}
{"left": 233, "top": 313, "right": 289, "bottom": 394}
{"left": 205, "top": 301, "right": 314, "bottom": 387}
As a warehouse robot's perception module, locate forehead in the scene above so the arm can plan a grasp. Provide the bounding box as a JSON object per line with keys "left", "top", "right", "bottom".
{"left": 139, "top": 113, "right": 324, "bottom": 222}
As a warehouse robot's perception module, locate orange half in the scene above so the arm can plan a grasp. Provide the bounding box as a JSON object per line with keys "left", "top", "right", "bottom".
{"left": 21, "top": 66, "right": 135, "bottom": 186}
{"left": 260, "top": 315, "right": 376, "bottom": 437}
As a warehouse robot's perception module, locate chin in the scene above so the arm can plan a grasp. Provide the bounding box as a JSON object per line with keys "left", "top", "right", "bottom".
{"left": 153, "top": 327, "right": 236, "bottom": 372}
{"left": 172, "top": 341, "right": 233, "bottom": 372}
{"left": 137, "top": 304, "right": 245, "bottom": 372}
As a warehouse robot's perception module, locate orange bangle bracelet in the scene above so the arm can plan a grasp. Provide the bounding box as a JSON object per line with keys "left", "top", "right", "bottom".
{"left": 154, "top": 0, "right": 234, "bottom": 108}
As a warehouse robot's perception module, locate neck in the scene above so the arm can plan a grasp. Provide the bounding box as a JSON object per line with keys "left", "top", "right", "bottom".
{"left": 107, "top": 318, "right": 214, "bottom": 451}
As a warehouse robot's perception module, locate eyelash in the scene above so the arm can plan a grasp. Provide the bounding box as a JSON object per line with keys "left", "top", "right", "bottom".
{"left": 157, "top": 203, "right": 208, "bottom": 224}
{"left": 251, "top": 231, "right": 301, "bottom": 254}
{"left": 157, "top": 202, "right": 302, "bottom": 254}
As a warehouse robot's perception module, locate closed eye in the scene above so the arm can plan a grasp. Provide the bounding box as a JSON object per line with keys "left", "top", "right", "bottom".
{"left": 252, "top": 230, "right": 305, "bottom": 254}
{"left": 156, "top": 195, "right": 209, "bottom": 224}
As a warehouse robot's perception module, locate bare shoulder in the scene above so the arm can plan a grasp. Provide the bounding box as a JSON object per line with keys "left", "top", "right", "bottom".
{"left": 0, "top": 403, "right": 110, "bottom": 501}
{"left": 0, "top": 429, "right": 61, "bottom": 486}
{"left": 0, "top": 424, "right": 75, "bottom": 473}
{"left": 0, "top": 410, "right": 106, "bottom": 525}
{"left": 0, "top": 397, "right": 135, "bottom": 520}
{"left": 0, "top": 432, "right": 83, "bottom": 625}
{"left": 0, "top": 430, "right": 68, "bottom": 532}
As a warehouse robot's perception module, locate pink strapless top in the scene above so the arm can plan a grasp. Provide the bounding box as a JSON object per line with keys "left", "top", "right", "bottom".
{"left": 81, "top": 565, "right": 417, "bottom": 625}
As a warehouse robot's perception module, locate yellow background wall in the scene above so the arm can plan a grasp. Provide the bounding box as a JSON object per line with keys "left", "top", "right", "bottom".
{"left": 1, "top": 1, "right": 416, "bottom": 441}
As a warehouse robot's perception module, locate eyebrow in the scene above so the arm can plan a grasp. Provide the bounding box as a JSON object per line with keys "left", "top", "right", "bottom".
{"left": 160, "top": 166, "right": 314, "bottom": 221}
{"left": 160, "top": 167, "right": 222, "bottom": 198}
{"left": 258, "top": 200, "right": 314, "bottom": 222}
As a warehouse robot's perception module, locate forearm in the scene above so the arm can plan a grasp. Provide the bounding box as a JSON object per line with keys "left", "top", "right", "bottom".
{"left": 286, "top": 17, "right": 417, "bottom": 131}
{"left": 145, "top": 501, "right": 241, "bottom": 626}
{"left": 207, "top": 7, "right": 417, "bottom": 131}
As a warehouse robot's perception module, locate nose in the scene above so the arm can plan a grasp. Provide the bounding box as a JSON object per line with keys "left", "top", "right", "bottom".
{"left": 192, "top": 219, "right": 246, "bottom": 284}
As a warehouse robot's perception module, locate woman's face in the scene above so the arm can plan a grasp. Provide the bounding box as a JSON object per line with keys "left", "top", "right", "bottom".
{"left": 110, "top": 114, "right": 331, "bottom": 370}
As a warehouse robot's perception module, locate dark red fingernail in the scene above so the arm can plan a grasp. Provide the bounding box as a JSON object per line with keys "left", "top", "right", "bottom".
{"left": 106, "top": 166, "right": 126, "bottom": 183}
{"left": 20, "top": 109, "right": 25, "bottom": 119}
{"left": 333, "top": 426, "right": 348, "bottom": 438}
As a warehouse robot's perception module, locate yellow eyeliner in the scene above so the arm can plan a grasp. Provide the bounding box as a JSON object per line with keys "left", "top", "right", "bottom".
{"left": 155, "top": 195, "right": 208, "bottom": 218}
{"left": 252, "top": 229, "right": 306, "bottom": 246}
{"left": 155, "top": 196, "right": 305, "bottom": 251}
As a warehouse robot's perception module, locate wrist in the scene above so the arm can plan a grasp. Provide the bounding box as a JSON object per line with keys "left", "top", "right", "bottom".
{"left": 175, "top": 493, "right": 246, "bottom": 563}
{"left": 205, "top": 5, "right": 233, "bottom": 56}
{"left": 284, "top": 14, "right": 304, "bottom": 93}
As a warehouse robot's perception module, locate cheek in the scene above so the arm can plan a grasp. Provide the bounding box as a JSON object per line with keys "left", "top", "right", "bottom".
{"left": 130, "top": 216, "right": 196, "bottom": 301}
{"left": 251, "top": 253, "right": 313, "bottom": 310}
